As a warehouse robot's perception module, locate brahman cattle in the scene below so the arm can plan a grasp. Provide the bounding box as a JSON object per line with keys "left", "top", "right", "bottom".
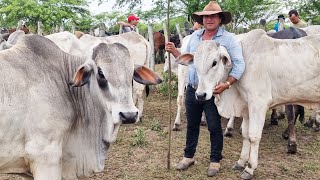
{"left": 301, "top": 25, "right": 320, "bottom": 35}
{"left": 47, "top": 31, "right": 152, "bottom": 121}
{"left": 0, "top": 30, "right": 26, "bottom": 51}
{"left": 224, "top": 27, "right": 307, "bottom": 137}
{"left": 153, "top": 31, "right": 181, "bottom": 63}
{"left": 176, "top": 29, "right": 320, "bottom": 179}
{"left": 0, "top": 34, "right": 161, "bottom": 179}
{"left": 77, "top": 32, "right": 153, "bottom": 121}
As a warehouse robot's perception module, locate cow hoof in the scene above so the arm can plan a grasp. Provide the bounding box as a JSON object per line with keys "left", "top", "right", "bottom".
{"left": 232, "top": 162, "right": 245, "bottom": 171}
{"left": 240, "top": 170, "right": 253, "bottom": 180}
{"left": 304, "top": 122, "right": 313, "bottom": 128}
{"left": 270, "top": 119, "right": 278, "bottom": 126}
{"left": 139, "top": 115, "right": 144, "bottom": 122}
{"left": 299, "top": 118, "right": 304, "bottom": 124}
{"left": 278, "top": 113, "right": 286, "bottom": 120}
{"left": 200, "top": 121, "right": 207, "bottom": 126}
{"left": 287, "top": 142, "right": 297, "bottom": 154}
{"left": 282, "top": 132, "right": 289, "bottom": 140}
{"left": 224, "top": 130, "right": 233, "bottom": 137}
{"left": 172, "top": 124, "right": 181, "bottom": 131}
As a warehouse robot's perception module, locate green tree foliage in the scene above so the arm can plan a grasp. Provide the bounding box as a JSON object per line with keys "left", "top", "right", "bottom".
{"left": 0, "top": 0, "right": 92, "bottom": 34}
{"left": 218, "top": 0, "right": 282, "bottom": 31}
{"left": 295, "top": 0, "right": 320, "bottom": 25}
{"left": 105, "top": 0, "right": 282, "bottom": 32}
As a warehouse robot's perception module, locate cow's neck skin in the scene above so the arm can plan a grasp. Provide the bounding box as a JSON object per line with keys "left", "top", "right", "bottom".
{"left": 62, "top": 55, "right": 108, "bottom": 178}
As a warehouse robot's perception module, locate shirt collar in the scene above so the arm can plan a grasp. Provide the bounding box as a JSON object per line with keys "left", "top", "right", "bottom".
{"left": 196, "top": 26, "right": 224, "bottom": 39}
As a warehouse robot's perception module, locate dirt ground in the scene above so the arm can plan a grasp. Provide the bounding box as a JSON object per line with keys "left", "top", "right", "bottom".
{"left": 1, "top": 64, "right": 320, "bottom": 180}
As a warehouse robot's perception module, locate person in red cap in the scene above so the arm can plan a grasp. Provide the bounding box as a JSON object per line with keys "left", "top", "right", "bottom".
{"left": 117, "top": 14, "right": 140, "bottom": 33}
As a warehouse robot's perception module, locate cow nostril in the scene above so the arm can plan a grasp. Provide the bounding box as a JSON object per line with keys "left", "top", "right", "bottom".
{"left": 195, "top": 93, "right": 206, "bottom": 101}
{"left": 120, "top": 112, "right": 138, "bottom": 124}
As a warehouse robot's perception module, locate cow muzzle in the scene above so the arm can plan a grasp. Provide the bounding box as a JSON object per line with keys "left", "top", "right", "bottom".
{"left": 195, "top": 92, "right": 207, "bottom": 101}
{"left": 120, "top": 112, "right": 139, "bottom": 124}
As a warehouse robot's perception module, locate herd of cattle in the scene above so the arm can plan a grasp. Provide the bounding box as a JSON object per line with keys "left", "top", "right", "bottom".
{"left": 0, "top": 25, "right": 319, "bottom": 179}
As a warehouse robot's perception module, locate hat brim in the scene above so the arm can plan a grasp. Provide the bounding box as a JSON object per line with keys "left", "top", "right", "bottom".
{"left": 192, "top": 11, "right": 232, "bottom": 25}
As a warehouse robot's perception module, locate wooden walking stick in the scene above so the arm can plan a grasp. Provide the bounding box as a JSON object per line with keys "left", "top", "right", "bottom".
{"left": 165, "top": 0, "right": 172, "bottom": 170}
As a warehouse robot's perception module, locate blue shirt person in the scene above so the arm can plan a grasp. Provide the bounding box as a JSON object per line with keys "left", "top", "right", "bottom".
{"left": 165, "top": 0, "right": 245, "bottom": 177}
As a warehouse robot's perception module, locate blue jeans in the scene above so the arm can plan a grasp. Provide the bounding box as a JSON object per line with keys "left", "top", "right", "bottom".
{"left": 184, "top": 85, "right": 223, "bottom": 163}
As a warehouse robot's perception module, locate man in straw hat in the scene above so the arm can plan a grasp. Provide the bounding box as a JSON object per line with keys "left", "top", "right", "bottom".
{"left": 165, "top": 0, "right": 245, "bottom": 177}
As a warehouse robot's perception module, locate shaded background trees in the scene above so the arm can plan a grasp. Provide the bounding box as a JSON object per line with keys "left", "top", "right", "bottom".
{"left": 0, "top": 0, "right": 319, "bottom": 35}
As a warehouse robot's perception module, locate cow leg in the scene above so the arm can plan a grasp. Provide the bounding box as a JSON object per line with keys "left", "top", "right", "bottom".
{"left": 314, "top": 111, "right": 320, "bottom": 132}
{"left": 173, "top": 68, "right": 186, "bottom": 131}
{"left": 25, "top": 140, "right": 62, "bottom": 180}
{"left": 283, "top": 105, "right": 297, "bottom": 154}
{"left": 159, "top": 49, "right": 164, "bottom": 63}
{"left": 133, "top": 83, "right": 145, "bottom": 121}
{"left": 282, "top": 105, "right": 294, "bottom": 140}
{"left": 240, "top": 106, "right": 268, "bottom": 180}
{"left": 304, "top": 110, "right": 316, "bottom": 128}
{"left": 173, "top": 89, "right": 184, "bottom": 131}
{"left": 200, "top": 112, "right": 207, "bottom": 126}
{"left": 224, "top": 116, "right": 235, "bottom": 137}
{"left": 137, "top": 93, "right": 144, "bottom": 120}
{"left": 270, "top": 108, "right": 279, "bottom": 125}
{"left": 232, "top": 114, "right": 249, "bottom": 172}
{"left": 297, "top": 105, "right": 305, "bottom": 123}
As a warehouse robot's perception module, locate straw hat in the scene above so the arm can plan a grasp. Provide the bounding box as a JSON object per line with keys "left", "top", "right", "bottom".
{"left": 192, "top": 0, "right": 232, "bottom": 25}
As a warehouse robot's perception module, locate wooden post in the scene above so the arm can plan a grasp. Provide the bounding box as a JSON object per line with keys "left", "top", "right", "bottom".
{"left": 55, "top": 25, "right": 59, "bottom": 33}
{"left": 119, "top": 24, "right": 123, "bottom": 34}
{"left": 99, "top": 23, "right": 106, "bottom": 37}
{"left": 71, "top": 25, "right": 76, "bottom": 34}
{"left": 17, "top": 20, "right": 22, "bottom": 30}
{"left": 148, "top": 24, "right": 155, "bottom": 71}
{"left": 37, "top": 21, "right": 43, "bottom": 35}
{"left": 89, "top": 29, "right": 94, "bottom": 36}
{"left": 59, "top": 25, "right": 64, "bottom": 32}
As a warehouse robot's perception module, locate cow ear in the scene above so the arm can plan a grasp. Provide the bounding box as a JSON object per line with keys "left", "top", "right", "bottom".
{"left": 219, "top": 46, "right": 232, "bottom": 68}
{"left": 69, "top": 61, "right": 95, "bottom": 87}
{"left": 133, "top": 65, "right": 163, "bottom": 85}
{"left": 175, "top": 53, "right": 194, "bottom": 66}
{"left": 4, "top": 43, "right": 13, "bottom": 49}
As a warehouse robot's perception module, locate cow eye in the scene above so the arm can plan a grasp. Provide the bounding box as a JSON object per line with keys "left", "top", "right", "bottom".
{"left": 212, "top": 60, "right": 217, "bottom": 67}
{"left": 97, "top": 67, "right": 108, "bottom": 89}
{"left": 97, "top": 67, "right": 105, "bottom": 79}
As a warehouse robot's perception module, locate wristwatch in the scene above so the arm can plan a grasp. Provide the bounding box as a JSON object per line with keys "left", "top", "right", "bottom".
{"left": 225, "top": 81, "right": 232, "bottom": 89}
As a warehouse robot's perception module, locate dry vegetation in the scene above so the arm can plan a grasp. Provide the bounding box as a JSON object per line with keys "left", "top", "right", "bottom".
{"left": 1, "top": 64, "right": 320, "bottom": 180}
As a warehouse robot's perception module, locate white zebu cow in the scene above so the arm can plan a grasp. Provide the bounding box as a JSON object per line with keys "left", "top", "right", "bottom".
{"left": 0, "top": 34, "right": 161, "bottom": 179}
{"left": 45, "top": 31, "right": 85, "bottom": 56}
{"left": 75, "top": 32, "right": 152, "bottom": 120}
{"left": 0, "top": 30, "right": 26, "bottom": 51}
{"left": 176, "top": 29, "right": 320, "bottom": 179}
{"left": 301, "top": 25, "right": 320, "bottom": 35}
